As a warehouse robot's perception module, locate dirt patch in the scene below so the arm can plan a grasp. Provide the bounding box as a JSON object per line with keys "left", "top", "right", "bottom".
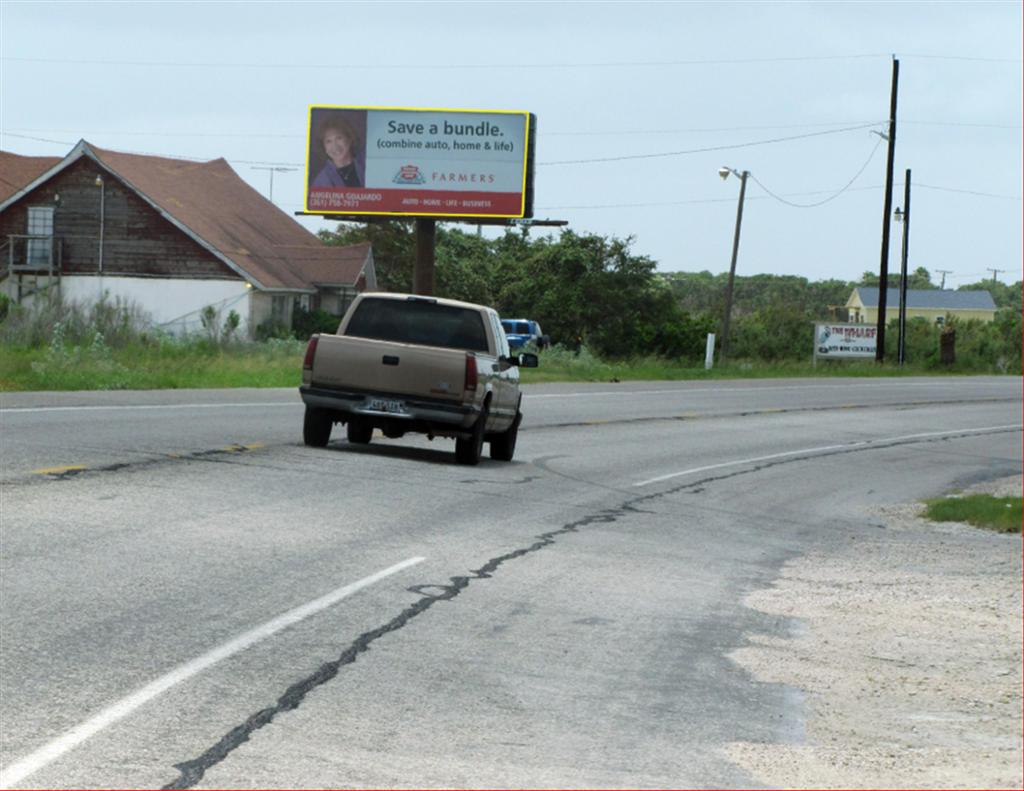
{"left": 727, "top": 475, "right": 1023, "bottom": 789}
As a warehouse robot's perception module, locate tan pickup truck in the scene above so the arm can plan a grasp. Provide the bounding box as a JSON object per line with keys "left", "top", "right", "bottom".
{"left": 299, "top": 293, "right": 538, "bottom": 465}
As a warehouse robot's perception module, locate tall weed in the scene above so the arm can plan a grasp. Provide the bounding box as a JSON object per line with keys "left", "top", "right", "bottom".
{"left": 0, "top": 291, "right": 152, "bottom": 348}
{"left": 28, "top": 323, "right": 131, "bottom": 390}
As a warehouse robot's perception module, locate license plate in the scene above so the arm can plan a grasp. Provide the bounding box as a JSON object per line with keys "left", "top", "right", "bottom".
{"left": 366, "top": 398, "right": 404, "bottom": 413}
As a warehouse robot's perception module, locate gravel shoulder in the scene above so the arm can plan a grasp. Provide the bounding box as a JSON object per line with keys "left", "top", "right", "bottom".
{"left": 727, "top": 475, "right": 1023, "bottom": 789}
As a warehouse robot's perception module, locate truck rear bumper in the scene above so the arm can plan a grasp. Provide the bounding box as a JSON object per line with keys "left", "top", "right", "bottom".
{"left": 299, "top": 385, "right": 479, "bottom": 431}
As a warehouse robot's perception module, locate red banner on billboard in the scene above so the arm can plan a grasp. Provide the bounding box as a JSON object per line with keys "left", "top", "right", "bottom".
{"left": 307, "top": 187, "right": 524, "bottom": 214}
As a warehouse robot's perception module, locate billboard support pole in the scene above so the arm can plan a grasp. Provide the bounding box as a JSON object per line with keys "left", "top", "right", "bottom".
{"left": 414, "top": 218, "right": 436, "bottom": 296}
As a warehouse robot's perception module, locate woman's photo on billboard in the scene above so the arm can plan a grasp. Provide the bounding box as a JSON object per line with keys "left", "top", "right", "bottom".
{"left": 309, "top": 111, "right": 366, "bottom": 189}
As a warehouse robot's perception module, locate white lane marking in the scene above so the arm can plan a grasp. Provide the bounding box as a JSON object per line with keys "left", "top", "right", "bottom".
{"left": 633, "top": 424, "right": 1023, "bottom": 487}
{"left": 0, "top": 556, "right": 425, "bottom": 790}
{"left": 0, "top": 402, "right": 300, "bottom": 414}
{"left": 3, "top": 379, "right": 1016, "bottom": 414}
{"left": 526, "top": 381, "right": 1017, "bottom": 400}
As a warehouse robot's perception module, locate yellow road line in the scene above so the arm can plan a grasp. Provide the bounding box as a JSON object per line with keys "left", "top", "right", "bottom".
{"left": 32, "top": 465, "right": 87, "bottom": 476}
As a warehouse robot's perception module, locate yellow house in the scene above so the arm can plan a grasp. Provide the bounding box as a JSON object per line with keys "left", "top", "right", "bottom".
{"left": 846, "top": 288, "right": 998, "bottom": 325}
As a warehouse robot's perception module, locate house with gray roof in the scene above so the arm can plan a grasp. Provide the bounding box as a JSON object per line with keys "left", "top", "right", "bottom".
{"left": 846, "top": 287, "right": 998, "bottom": 325}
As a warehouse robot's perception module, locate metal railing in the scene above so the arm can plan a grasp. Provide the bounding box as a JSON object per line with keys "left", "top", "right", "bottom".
{"left": 5, "top": 235, "right": 62, "bottom": 302}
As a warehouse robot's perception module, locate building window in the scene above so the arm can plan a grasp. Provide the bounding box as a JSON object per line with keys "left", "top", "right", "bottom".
{"left": 338, "top": 286, "right": 357, "bottom": 317}
{"left": 26, "top": 206, "right": 54, "bottom": 267}
{"left": 271, "top": 295, "right": 288, "bottom": 324}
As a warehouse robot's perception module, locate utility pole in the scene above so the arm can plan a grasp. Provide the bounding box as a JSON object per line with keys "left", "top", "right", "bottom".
{"left": 935, "top": 269, "right": 953, "bottom": 289}
{"left": 987, "top": 268, "right": 1006, "bottom": 284}
{"left": 897, "top": 168, "right": 911, "bottom": 366}
{"left": 251, "top": 166, "right": 297, "bottom": 204}
{"left": 875, "top": 56, "right": 899, "bottom": 362}
{"left": 719, "top": 168, "right": 748, "bottom": 365}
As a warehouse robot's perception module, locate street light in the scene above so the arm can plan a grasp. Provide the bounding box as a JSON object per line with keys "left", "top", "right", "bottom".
{"left": 718, "top": 166, "right": 749, "bottom": 365}
{"left": 893, "top": 168, "right": 911, "bottom": 365}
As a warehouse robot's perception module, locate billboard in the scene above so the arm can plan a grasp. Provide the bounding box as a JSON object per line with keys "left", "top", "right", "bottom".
{"left": 814, "top": 323, "right": 878, "bottom": 360}
{"left": 305, "top": 106, "right": 534, "bottom": 219}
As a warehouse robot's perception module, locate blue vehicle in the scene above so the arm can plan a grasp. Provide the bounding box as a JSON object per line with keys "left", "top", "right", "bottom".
{"left": 501, "top": 319, "right": 549, "bottom": 351}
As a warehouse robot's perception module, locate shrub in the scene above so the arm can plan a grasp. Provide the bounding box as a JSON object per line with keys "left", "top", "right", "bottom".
{"left": 255, "top": 319, "right": 292, "bottom": 341}
{"left": 291, "top": 307, "right": 340, "bottom": 340}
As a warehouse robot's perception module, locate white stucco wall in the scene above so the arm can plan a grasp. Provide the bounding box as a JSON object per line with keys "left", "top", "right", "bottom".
{"left": 59, "top": 276, "right": 252, "bottom": 335}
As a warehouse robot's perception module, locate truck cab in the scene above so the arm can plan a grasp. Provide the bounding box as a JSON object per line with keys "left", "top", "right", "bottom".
{"left": 500, "top": 319, "right": 548, "bottom": 351}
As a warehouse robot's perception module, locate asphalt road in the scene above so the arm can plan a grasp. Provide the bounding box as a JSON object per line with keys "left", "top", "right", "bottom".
{"left": 1, "top": 376, "right": 1020, "bottom": 789}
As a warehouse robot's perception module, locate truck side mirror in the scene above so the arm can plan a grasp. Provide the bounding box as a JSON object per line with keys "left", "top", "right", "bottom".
{"left": 518, "top": 353, "right": 539, "bottom": 368}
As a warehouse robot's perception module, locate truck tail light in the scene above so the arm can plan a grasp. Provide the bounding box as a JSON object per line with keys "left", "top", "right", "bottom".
{"left": 303, "top": 335, "right": 319, "bottom": 371}
{"left": 464, "top": 354, "right": 478, "bottom": 392}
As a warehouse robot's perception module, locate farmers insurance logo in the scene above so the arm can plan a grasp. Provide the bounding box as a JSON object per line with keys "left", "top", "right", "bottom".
{"left": 393, "top": 165, "right": 425, "bottom": 185}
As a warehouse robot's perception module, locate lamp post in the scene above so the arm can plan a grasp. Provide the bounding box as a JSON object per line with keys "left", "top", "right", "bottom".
{"left": 894, "top": 168, "right": 911, "bottom": 365}
{"left": 718, "top": 166, "right": 749, "bottom": 365}
{"left": 95, "top": 174, "right": 105, "bottom": 297}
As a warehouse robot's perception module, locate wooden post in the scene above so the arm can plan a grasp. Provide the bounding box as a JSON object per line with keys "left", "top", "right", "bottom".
{"left": 414, "top": 218, "right": 436, "bottom": 295}
{"left": 720, "top": 170, "right": 748, "bottom": 364}
{"left": 875, "top": 57, "right": 899, "bottom": 362}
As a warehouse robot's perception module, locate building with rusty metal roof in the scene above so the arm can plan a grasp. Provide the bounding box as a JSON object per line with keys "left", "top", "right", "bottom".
{"left": 0, "top": 141, "right": 375, "bottom": 336}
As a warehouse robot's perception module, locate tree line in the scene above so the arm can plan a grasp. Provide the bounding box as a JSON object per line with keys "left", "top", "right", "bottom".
{"left": 318, "top": 222, "right": 1021, "bottom": 371}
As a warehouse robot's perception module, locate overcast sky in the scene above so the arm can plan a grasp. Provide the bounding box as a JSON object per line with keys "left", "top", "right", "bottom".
{"left": 2, "top": 1, "right": 1021, "bottom": 287}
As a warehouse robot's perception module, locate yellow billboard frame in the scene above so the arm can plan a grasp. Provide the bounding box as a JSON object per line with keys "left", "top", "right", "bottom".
{"left": 305, "top": 105, "right": 532, "bottom": 219}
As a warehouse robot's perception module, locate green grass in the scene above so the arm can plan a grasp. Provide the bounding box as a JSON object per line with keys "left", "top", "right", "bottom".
{"left": 923, "top": 494, "right": 1023, "bottom": 533}
{"left": 0, "top": 341, "right": 304, "bottom": 391}
{"left": 517, "top": 347, "right": 982, "bottom": 385}
{"left": 0, "top": 339, "right": 1013, "bottom": 392}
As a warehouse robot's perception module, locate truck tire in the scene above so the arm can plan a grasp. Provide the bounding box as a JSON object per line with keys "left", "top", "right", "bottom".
{"left": 347, "top": 419, "right": 373, "bottom": 444}
{"left": 455, "top": 404, "right": 488, "bottom": 465}
{"left": 303, "top": 407, "right": 332, "bottom": 447}
{"left": 489, "top": 411, "right": 521, "bottom": 462}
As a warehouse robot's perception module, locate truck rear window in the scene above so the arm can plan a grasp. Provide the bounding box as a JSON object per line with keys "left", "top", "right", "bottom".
{"left": 345, "top": 298, "right": 490, "bottom": 353}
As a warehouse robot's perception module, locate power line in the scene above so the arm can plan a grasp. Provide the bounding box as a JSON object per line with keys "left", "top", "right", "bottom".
{"left": 914, "top": 183, "right": 1022, "bottom": 200}
{"left": 898, "top": 53, "right": 1023, "bottom": 63}
{"left": 545, "top": 121, "right": 880, "bottom": 136}
{"left": 537, "top": 177, "right": 1022, "bottom": 211}
{"left": 747, "top": 135, "right": 883, "bottom": 208}
{"left": 537, "top": 185, "right": 884, "bottom": 211}
{"left": 901, "top": 119, "right": 1022, "bottom": 130}
{"left": 4, "top": 125, "right": 886, "bottom": 170}
{"left": 3, "top": 52, "right": 1019, "bottom": 70}
{"left": 6, "top": 118, "right": 1020, "bottom": 140}
{"left": 4, "top": 133, "right": 1018, "bottom": 206}
{"left": 0, "top": 133, "right": 304, "bottom": 167}
{"left": 0, "top": 53, "right": 894, "bottom": 71}
{"left": 2, "top": 132, "right": 76, "bottom": 147}
{"left": 5, "top": 128, "right": 301, "bottom": 140}
{"left": 538, "top": 123, "right": 881, "bottom": 166}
